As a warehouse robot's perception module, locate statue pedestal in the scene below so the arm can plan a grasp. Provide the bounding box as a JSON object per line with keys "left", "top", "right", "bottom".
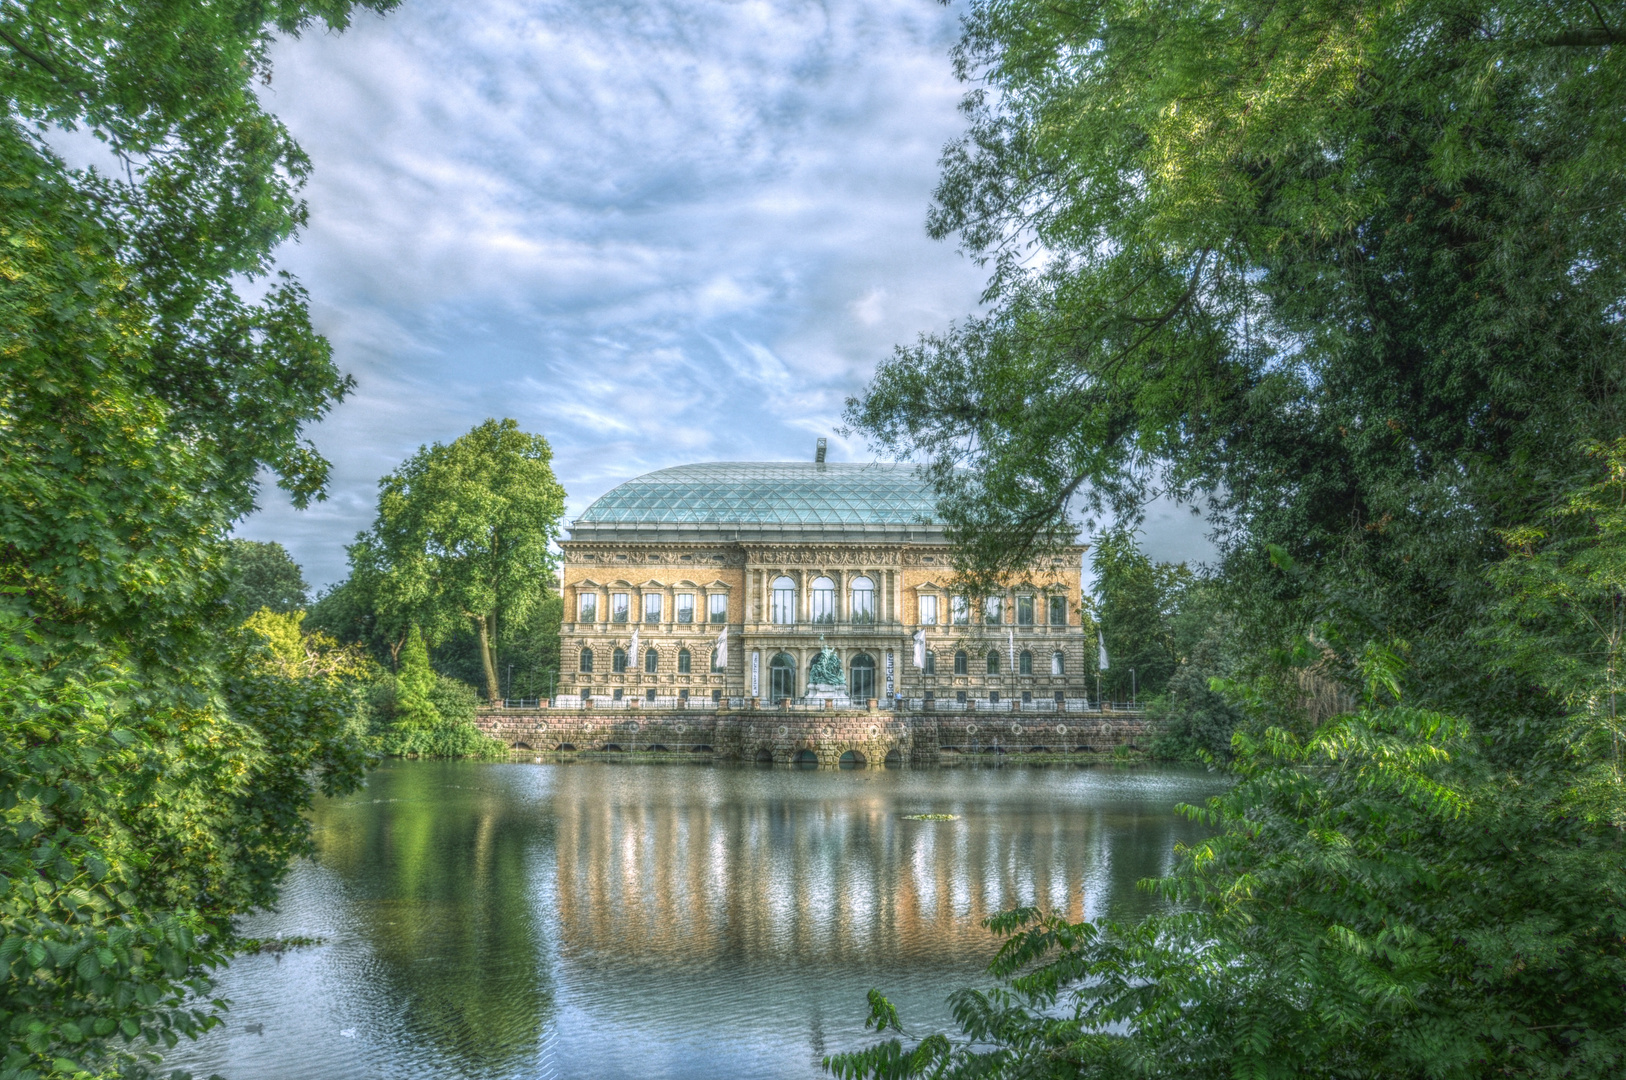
{"left": 807, "top": 683, "right": 851, "bottom": 709}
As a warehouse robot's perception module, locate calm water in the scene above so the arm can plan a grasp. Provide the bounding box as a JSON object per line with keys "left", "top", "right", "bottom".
{"left": 166, "top": 760, "right": 1228, "bottom": 1080}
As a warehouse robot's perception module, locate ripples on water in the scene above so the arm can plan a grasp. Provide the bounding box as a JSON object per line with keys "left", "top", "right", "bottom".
{"left": 163, "top": 761, "right": 1228, "bottom": 1080}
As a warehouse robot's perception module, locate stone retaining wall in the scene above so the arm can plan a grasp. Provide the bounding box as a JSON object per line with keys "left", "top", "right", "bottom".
{"left": 476, "top": 707, "right": 1164, "bottom": 767}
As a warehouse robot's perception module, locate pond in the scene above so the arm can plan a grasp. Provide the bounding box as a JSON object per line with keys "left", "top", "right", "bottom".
{"left": 165, "top": 760, "right": 1230, "bottom": 1080}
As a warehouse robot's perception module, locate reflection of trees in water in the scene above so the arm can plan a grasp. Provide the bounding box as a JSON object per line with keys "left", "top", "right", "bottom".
{"left": 313, "top": 763, "right": 555, "bottom": 1073}
{"left": 551, "top": 769, "right": 1203, "bottom": 969}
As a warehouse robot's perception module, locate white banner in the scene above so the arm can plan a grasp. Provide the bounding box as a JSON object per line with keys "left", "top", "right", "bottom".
{"left": 1098, "top": 628, "right": 1110, "bottom": 671}
{"left": 751, "top": 650, "right": 760, "bottom": 697}
{"left": 716, "top": 626, "right": 728, "bottom": 669}
{"left": 631, "top": 627, "right": 640, "bottom": 670}
{"left": 912, "top": 628, "right": 925, "bottom": 668}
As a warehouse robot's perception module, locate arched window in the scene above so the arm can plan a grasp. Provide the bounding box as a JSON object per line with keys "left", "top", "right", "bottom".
{"left": 810, "top": 576, "right": 836, "bottom": 624}
{"left": 711, "top": 648, "right": 725, "bottom": 673}
{"left": 579, "top": 648, "right": 594, "bottom": 673}
{"left": 923, "top": 650, "right": 936, "bottom": 675}
{"left": 1019, "top": 649, "right": 1033, "bottom": 675}
{"left": 769, "top": 652, "right": 797, "bottom": 701}
{"left": 612, "top": 647, "right": 628, "bottom": 673}
{"left": 850, "top": 576, "right": 876, "bottom": 624}
{"left": 644, "top": 647, "right": 659, "bottom": 674}
{"left": 987, "top": 650, "right": 1001, "bottom": 675}
{"left": 678, "top": 648, "right": 691, "bottom": 674}
{"left": 771, "top": 576, "right": 797, "bottom": 624}
{"left": 953, "top": 650, "right": 968, "bottom": 675}
{"left": 1052, "top": 650, "right": 1065, "bottom": 676}
{"left": 850, "top": 653, "right": 876, "bottom": 700}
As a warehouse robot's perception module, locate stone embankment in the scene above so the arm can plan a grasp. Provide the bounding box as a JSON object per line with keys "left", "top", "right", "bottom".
{"left": 475, "top": 704, "right": 1165, "bottom": 768}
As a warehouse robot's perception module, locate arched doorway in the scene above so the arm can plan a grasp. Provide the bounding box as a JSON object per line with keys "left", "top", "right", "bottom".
{"left": 792, "top": 748, "right": 818, "bottom": 768}
{"left": 754, "top": 748, "right": 774, "bottom": 765}
{"left": 849, "top": 653, "right": 876, "bottom": 701}
{"left": 839, "top": 749, "right": 866, "bottom": 769}
{"left": 884, "top": 748, "right": 902, "bottom": 768}
{"left": 770, "top": 652, "right": 797, "bottom": 701}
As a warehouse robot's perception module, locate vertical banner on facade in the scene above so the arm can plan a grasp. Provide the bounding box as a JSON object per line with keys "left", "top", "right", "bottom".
{"left": 885, "top": 650, "right": 894, "bottom": 699}
{"left": 751, "top": 650, "right": 760, "bottom": 697}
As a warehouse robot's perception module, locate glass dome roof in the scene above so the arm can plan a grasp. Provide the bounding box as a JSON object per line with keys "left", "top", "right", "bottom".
{"left": 576, "top": 462, "right": 940, "bottom": 527}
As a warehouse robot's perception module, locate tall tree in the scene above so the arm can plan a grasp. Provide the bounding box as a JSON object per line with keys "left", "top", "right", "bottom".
{"left": 834, "top": 2, "right": 1626, "bottom": 1076}
{"left": 1091, "top": 533, "right": 1191, "bottom": 701}
{"left": 351, "top": 419, "right": 567, "bottom": 703}
{"left": 224, "top": 538, "right": 310, "bottom": 616}
{"left": 1, "top": 2, "right": 395, "bottom": 1074}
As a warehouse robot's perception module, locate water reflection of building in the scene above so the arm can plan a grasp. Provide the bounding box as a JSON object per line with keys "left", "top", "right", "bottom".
{"left": 561, "top": 448, "right": 1089, "bottom": 707}
{"left": 549, "top": 771, "right": 1193, "bottom": 967}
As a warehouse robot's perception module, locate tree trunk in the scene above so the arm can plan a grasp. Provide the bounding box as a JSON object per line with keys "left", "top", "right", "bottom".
{"left": 476, "top": 611, "right": 501, "bottom": 704}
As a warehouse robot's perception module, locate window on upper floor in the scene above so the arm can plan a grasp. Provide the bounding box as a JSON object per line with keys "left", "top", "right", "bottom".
{"left": 850, "top": 576, "right": 875, "bottom": 624}
{"left": 984, "top": 596, "right": 1003, "bottom": 624}
{"left": 711, "top": 648, "right": 725, "bottom": 672}
{"left": 1049, "top": 596, "right": 1067, "bottom": 625}
{"left": 1052, "top": 650, "right": 1065, "bottom": 676}
{"left": 676, "top": 593, "right": 694, "bottom": 623}
{"left": 810, "top": 576, "right": 836, "bottom": 624}
{"left": 579, "top": 593, "right": 598, "bottom": 622}
{"left": 579, "top": 648, "right": 594, "bottom": 673}
{"left": 953, "top": 650, "right": 968, "bottom": 675}
{"left": 1017, "top": 595, "right": 1034, "bottom": 626}
{"left": 611, "top": 593, "right": 629, "bottom": 623}
{"left": 918, "top": 594, "right": 938, "bottom": 625}
{"left": 987, "top": 650, "right": 1001, "bottom": 675}
{"left": 612, "top": 647, "right": 628, "bottom": 672}
{"left": 1019, "top": 649, "right": 1033, "bottom": 675}
{"left": 951, "top": 595, "right": 969, "bottom": 625}
{"left": 644, "top": 647, "right": 659, "bottom": 674}
{"left": 771, "top": 576, "right": 797, "bottom": 624}
{"left": 923, "top": 650, "right": 936, "bottom": 675}
{"left": 709, "top": 593, "right": 728, "bottom": 623}
{"left": 678, "top": 648, "right": 691, "bottom": 674}
{"left": 643, "top": 593, "right": 662, "bottom": 623}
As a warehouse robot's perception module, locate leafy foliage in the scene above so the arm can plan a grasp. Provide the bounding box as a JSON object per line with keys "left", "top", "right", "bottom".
{"left": 1091, "top": 533, "right": 1193, "bottom": 701}
{"left": 2, "top": 2, "right": 396, "bottom": 1074}
{"left": 223, "top": 539, "right": 309, "bottom": 617}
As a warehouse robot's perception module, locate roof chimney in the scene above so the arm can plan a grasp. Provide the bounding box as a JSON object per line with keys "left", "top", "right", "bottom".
{"left": 815, "top": 437, "right": 827, "bottom": 464}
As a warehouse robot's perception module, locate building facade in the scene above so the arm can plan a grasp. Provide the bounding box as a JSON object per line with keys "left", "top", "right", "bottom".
{"left": 559, "top": 458, "right": 1090, "bottom": 706}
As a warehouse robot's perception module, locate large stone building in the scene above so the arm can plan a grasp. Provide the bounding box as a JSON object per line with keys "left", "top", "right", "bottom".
{"left": 559, "top": 451, "right": 1090, "bottom": 707}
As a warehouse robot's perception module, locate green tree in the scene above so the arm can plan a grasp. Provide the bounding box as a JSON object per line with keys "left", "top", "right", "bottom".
{"left": 393, "top": 627, "right": 440, "bottom": 732}
{"left": 834, "top": 1, "right": 1626, "bottom": 1076}
{"left": 224, "top": 538, "right": 310, "bottom": 616}
{"left": 349, "top": 419, "right": 567, "bottom": 703}
{"left": 1, "top": 2, "right": 395, "bottom": 1074}
{"left": 1091, "top": 533, "right": 1192, "bottom": 701}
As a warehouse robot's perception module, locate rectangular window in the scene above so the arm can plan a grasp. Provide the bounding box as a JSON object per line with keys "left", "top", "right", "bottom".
{"left": 611, "top": 593, "right": 629, "bottom": 623}
{"left": 984, "top": 596, "right": 1003, "bottom": 624}
{"left": 989, "top": 690, "right": 1001, "bottom": 704}
{"left": 644, "top": 593, "right": 662, "bottom": 623}
{"left": 1017, "top": 595, "right": 1034, "bottom": 626}
{"left": 955, "top": 690, "right": 967, "bottom": 703}
{"left": 924, "top": 651, "right": 936, "bottom": 675}
{"left": 919, "top": 595, "right": 938, "bottom": 625}
{"left": 951, "top": 596, "right": 969, "bottom": 625}
{"left": 708, "top": 594, "right": 728, "bottom": 623}
{"left": 771, "top": 584, "right": 796, "bottom": 625}
{"left": 1049, "top": 596, "right": 1067, "bottom": 626}
{"left": 579, "top": 593, "right": 598, "bottom": 623}
{"left": 676, "top": 593, "right": 694, "bottom": 623}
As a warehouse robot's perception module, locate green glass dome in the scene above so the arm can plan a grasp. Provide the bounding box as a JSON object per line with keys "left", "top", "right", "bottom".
{"left": 576, "top": 462, "right": 939, "bottom": 527}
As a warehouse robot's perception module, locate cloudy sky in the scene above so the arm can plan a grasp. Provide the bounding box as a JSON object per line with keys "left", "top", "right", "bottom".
{"left": 231, "top": 0, "right": 1213, "bottom": 587}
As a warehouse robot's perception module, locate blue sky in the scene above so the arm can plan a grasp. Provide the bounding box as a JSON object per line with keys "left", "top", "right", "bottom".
{"left": 229, "top": 0, "right": 1213, "bottom": 587}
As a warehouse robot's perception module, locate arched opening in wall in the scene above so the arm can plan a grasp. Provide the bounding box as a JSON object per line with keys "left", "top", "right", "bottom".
{"left": 839, "top": 749, "right": 867, "bottom": 769}
{"left": 755, "top": 748, "right": 775, "bottom": 765}
{"left": 612, "top": 647, "right": 627, "bottom": 672}
{"left": 647, "top": 744, "right": 670, "bottom": 752}
{"left": 793, "top": 749, "right": 818, "bottom": 768}
{"left": 602, "top": 743, "right": 624, "bottom": 752}
{"left": 579, "top": 648, "right": 594, "bottom": 673}
{"left": 849, "top": 576, "right": 875, "bottom": 624}
{"left": 850, "top": 653, "right": 876, "bottom": 700}
{"left": 677, "top": 648, "right": 691, "bottom": 674}
{"left": 1029, "top": 746, "right": 1050, "bottom": 754}
{"left": 810, "top": 576, "right": 836, "bottom": 624}
{"left": 770, "top": 652, "right": 797, "bottom": 701}
{"left": 644, "top": 647, "right": 659, "bottom": 674}
{"left": 556, "top": 743, "right": 577, "bottom": 752}
{"left": 514, "top": 742, "right": 531, "bottom": 750}
{"left": 884, "top": 748, "right": 902, "bottom": 768}
{"left": 692, "top": 744, "right": 714, "bottom": 753}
